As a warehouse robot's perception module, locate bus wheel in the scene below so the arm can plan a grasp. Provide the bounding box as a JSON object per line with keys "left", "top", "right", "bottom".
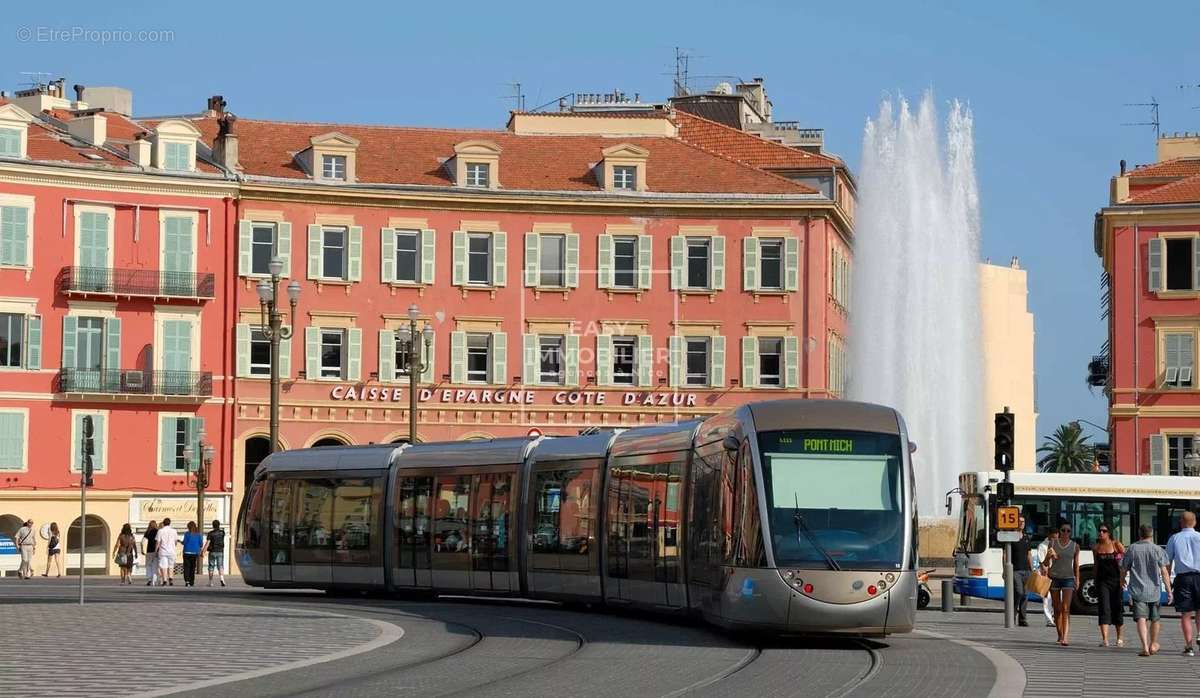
{"left": 1072, "top": 569, "right": 1098, "bottom": 615}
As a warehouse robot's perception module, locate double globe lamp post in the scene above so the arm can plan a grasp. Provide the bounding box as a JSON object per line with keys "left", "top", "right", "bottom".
{"left": 256, "top": 257, "right": 301, "bottom": 455}
{"left": 397, "top": 303, "right": 435, "bottom": 443}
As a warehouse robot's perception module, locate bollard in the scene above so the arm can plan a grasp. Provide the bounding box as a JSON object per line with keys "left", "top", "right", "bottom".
{"left": 942, "top": 580, "right": 955, "bottom": 612}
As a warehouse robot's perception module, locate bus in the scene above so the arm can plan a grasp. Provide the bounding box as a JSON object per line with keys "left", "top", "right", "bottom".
{"left": 952, "top": 470, "right": 1200, "bottom": 612}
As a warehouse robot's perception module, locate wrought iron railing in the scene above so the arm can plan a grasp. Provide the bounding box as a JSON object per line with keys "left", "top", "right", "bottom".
{"left": 1086, "top": 354, "right": 1110, "bottom": 389}
{"left": 57, "top": 368, "right": 213, "bottom": 397}
{"left": 57, "top": 266, "right": 215, "bottom": 299}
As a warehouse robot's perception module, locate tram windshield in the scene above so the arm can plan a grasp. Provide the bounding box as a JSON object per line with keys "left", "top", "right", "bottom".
{"left": 759, "top": 429, "right": 905, "bottom": 570}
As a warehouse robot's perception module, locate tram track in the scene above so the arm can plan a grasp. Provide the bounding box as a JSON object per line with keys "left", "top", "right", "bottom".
{"left": 826, "top": 639, "right": 882, "bottom": 697}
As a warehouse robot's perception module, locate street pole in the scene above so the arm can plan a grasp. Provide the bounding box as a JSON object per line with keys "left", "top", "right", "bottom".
{"left": 269, "top": 282, "right": 281, "bottom": 453}
{"left": 79, "top": 470, "right": 86, "bottom": 605}
{"left": 409, "top": 313, "right": 418, "bottom": 443}
{"left": 1003, "top": 477, "right": 1014, "bottom": 629}
{"left": 257, "top": 260, "right": 299, "bottom": 456}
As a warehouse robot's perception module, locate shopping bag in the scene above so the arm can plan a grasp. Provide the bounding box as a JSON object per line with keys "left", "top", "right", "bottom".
{"left": 1025, "top": 572, "right": 1051, "bottom": 597}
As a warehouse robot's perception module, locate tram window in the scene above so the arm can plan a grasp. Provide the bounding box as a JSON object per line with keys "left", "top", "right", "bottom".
{"left": 435, "top": 477, "right": 471, "bottom": 553}
{"left": 241, "top": 481, "right": 266, "bottom": 550}
{"left": 270, "top": 480, "right": 295, "bottom": 564}
{"left": 293, "top": 479, "right": 334, "bottom": 562}
{"left": 607, "top": 468, "right": 629, "bottom": 578}
{"left": 333, "top": 478, "right": 381, "bottom": 565}
{"left": 687, "top": 440, "right": 723, "bottom": 585}
{"left": 397, "top": 477, "right": 433, "bottom": 571}
{"left": 659, "top": 458, "right": 685, "bottom": 582}
{"left": 472, "top": 473, "right": 512, "bottom": 573}
{"left": 533, "top": 467, "right": 595, "bottom": 555}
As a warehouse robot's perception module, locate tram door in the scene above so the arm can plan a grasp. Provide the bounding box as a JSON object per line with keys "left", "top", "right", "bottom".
{"left": 431, "top": 475, "right": 472, "bottom": 590}
{"left": 268, "top": 479, "right": 295, "bottom": 583}
{"left": 470, "top": 473, "right": 513, "bottom": 593}
{"left": 394, "top": 476, "right": 433, "bottom": 588}
{"left": 292, "top": 478, "right": 335, "bottom": 586}
{"left": 605, "top": 455, "right": 685, "bottom": 609}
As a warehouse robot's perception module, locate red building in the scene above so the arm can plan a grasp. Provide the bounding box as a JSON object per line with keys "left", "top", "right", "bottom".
{"left": 1096, "top": 133, "right": 1200, "bottom": 476}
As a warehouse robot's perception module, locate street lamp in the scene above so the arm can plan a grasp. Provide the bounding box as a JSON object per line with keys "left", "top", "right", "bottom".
{"left": 183, "top": 427, "right": 216, "bottom": 533}
{"left": 396, "top": 303, "right": 434, "bottom": 444}
{"left": 256, "top": 256, "right": 300, "bottom": 454}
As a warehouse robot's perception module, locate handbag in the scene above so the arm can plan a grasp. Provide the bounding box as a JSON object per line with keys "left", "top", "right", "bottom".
{"left": 1025, "top": 571, "right": 1051, "bottom": 597}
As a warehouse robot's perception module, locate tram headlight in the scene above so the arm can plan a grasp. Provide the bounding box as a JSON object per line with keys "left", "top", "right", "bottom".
{"left": 877, "top": 580, "right": 887, "bottom": 591}
{"left": 885, "top": 573, "right": 896, "bottom": 583}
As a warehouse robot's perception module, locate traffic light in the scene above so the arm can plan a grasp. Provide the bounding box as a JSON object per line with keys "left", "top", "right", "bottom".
{"left": 81, "top": 415, "right": 95, "bottom": 487}
{"left": 994, "top": 410, "right": 1015, "bottom": 471}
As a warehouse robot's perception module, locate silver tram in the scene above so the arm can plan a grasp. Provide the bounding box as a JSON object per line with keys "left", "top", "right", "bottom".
{"left": 236, "top": 399, "right": 918, "bottom": 635}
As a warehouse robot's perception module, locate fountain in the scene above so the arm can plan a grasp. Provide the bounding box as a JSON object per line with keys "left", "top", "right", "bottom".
{"left": 850, "top": 92, "right": 983, "bottom": 521}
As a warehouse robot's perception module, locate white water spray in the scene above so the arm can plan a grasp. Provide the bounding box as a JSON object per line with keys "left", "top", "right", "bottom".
{"left": 850, "top": 92, "right": 983, "bottom": 519}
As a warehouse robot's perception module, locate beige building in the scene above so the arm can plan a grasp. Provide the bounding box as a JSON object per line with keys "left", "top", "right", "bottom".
{"left": 979, "top": 259, "right": 1037, "bottom": 471}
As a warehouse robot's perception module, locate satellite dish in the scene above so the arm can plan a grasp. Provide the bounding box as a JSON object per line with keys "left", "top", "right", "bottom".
{"left": 714, "top": 82, "right": 733, "bottom": 95}
{"left": 39, "top": 523, "right": 51, "bottom": 540}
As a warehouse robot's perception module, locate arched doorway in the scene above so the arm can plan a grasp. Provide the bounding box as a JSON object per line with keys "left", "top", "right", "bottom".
{"left": 0, "top": 514, "right": 22, "bottom": 543}
{"left": 312, "top": 436, "right": 350, "bottom": 447}
{"left": 67, "top": 515, "right": 108, "bottom": 575}
{"left": 244, "top": 436, "right": 271, "bottom": 491}
{"left": 0, "top": 515, "right": 22, "bottom": 576}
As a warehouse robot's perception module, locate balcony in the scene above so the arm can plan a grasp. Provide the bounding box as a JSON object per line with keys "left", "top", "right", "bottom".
{"left": 56, "top": 368, "right": 212, "bottom": 402}
{"left": 1086, "top": 354, "right": 1110, "bottom": 389}
{"left": 57, "top": 266, "right": 215, "bottom": 301}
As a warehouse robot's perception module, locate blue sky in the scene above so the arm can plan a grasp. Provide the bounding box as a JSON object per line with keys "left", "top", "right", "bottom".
{"left": 4, "top": 0, "right": 1200, "bottom": 446}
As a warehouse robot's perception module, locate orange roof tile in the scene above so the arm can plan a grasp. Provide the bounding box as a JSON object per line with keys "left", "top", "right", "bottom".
{"left": 24, "top": 120, "right": 126, "bottom": 166}
{"left": 1125, "top": 158, "right": 1200, "bottom": 179}
{"left": 674, "top": 111, "right": 842, "bottom": 171}
{"left": 1126, "top": 173, "right": 1200, "bottom": 204}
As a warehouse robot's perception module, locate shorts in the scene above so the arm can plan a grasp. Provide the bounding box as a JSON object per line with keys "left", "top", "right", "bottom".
{"left": 207, "top": 555, "right": 224, "bottom": 573}
{"left": 1174, "top": 572, "right": 1200, "bottom": 613}
{"left": 1132, "top": 600, "right": 1161, "bottom": 622}
{"left": 1050, "top": 577, "right": 1076, "bottom": 590}
{"left": 158, "top": 554, "right": 176, "bottom": 571}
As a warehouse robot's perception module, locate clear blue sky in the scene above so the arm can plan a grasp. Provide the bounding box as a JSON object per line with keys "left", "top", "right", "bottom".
{"left": 4, "top": 0, "right": 1200, "bottom": 446}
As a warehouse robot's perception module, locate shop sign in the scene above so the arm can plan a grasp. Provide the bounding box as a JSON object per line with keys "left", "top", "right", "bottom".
{"left": 131, "top": 496, "right": 225, "bottom": 523}
{"left": 330, "top": 385, "right": 698, "bottom": 407}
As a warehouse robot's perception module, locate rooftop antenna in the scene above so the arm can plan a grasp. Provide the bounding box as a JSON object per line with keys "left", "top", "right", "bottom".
{"left": 18, "top": 71, "right": 54, "bottom": 90}
{"left": 1122, "top": 97, "right": 1161, "bottom": 139}
{"left": 502, "top": 81, "right": 525, "bottom": 113}
{"left": 672, "top": 47, "right": 692, "bottom": 97}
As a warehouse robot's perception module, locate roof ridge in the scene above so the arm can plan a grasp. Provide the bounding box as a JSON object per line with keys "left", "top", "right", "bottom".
{"left": 665, "top": 129, "right": 819, "bottom": 195}
{"left": 675, "top": 110, "right": 841, "bottom": 168}
{"left": 1126, "top": 171, "right": 1200, "bottom": 203}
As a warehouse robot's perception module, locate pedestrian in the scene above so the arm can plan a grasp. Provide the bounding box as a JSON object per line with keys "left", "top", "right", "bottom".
{"left": 113, "top": 524, "right": 138, "bottom": 585}
{"left": 203, "top": 520, "right": 227, "bottom": 587}
{"left": 15, "top": 518, "right": 35, "bottom": 580}
{"left": 1035, "top": 527, "right": 1059, "bottom": 627}
{"left": 1166, "top": 510, "right": 1200, "bottom": 656}
{"left": 41, "top": 522, "right": 62, "bottom": 577}
{"left": 155, "top": 517, "right": 178, "bottom": 586}
{"left": 1092, "top": 522, "right": 1126, "bottom": 647}
{"left": 142, "top": 520, "right": 159, "bottom": 586}
{"left": 1121, "top": 523, "right": 1173, "bottom": 657}
{"left": 1042, "top": 522, "right": 1080, "bottom": 646}
{"left": 181, "top": 521, "right": 203, "bottom": 587}
{"left": 1011, "top": 516, "right": 1033, "bottom": 627}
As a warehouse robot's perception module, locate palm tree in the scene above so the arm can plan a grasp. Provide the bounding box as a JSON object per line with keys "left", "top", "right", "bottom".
{"left": 1037, "top": 423, "right": 1095, "bottom": 473}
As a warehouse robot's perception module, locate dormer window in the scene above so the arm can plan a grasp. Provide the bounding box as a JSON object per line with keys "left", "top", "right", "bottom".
{"left": 322, "top": 154, "right": 347, "bottom": 181}
{"left": 613, "top": 165, "right": 637, "bottom": 190}
{"left": 466, "top": 162, "right": 490, "bottom": 188}
{"left": 0, "top": 128, "right": 20, "bottom": 157}
{"left": 164, "top": 142, "right": 191, "bottom": 171}
{"left": 0, "top": 103, "right": 35, "bottom": 160}
{"left": 151, "top": 119, "right": 203, "bottom": 172}
{"left": 453, "top": 140, "right": 502, "bottom": 190}
{"left": 600, "top": 143, "right": 649, "bottom": 192}
{"left": 301, "top": 132, "right": 360, "bottom": 184}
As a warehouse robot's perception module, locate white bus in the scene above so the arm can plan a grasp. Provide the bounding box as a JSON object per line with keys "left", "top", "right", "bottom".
{"left": 952, "top": 470, "right": 1200, "bottom": 612}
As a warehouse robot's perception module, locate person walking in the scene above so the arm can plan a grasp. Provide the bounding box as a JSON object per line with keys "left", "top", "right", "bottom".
{"left": 1122, "top": 523, "right": 1173, "bottom": 657}
{"left": 181, "top": 522, "right": 203, "bottom": 587}
{"left": 1042, "top": 522, "right": 1081, "bottom": 646}
{"left": 15, "top": 518, "right": 35, "bottom": 580}
{"left": 41, "top": 522, "right": 62, "bottom": 577}
{"left": 113, "top": 524, "right": 137, "bottom": 585}
{"left": 1035, "top": 528, "right": 1060, "bottom": 627}
{"left": 1093, "top": 523, "right": 1126, "bottom": 647}
{"left": 1166, "top": 510, "right": 1200, "bottom": 656}
{"left": 142, "top": 520, "right": 159, "bottom": 586}
{"left": 203, "top": 520, "right": 227, "bottom": 587}
{"left": 155, "top": 518, "right": 178, "bottom": 587}
{"left": 1011, "top": 516, "right": 1033, "bottom": 627}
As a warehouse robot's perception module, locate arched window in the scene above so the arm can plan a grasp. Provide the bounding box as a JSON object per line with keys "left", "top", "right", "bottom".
{"left": 244, "top": 436, "right": 271, "bottom": 490}
{"left": 312, "top": 436, "right": 350, "bottom": 448}
{"left": 67, "top": 515, "right": 108, "bottom": 575}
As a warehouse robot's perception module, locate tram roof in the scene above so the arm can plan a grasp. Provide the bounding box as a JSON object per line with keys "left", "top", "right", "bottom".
{"left": 609, "top": 420, "right": 702, "bottom": 457}
{"left": 527, "top": 431, "right": 616, "bottom": 463}
{"left": 747, "top": 399, "right": 901, "bottom": 434}
{"left": 394, "top": 436, "right": 535, "bottom": 468}
{"left": 257, "top": 444, "right": 399, "bottom": 475}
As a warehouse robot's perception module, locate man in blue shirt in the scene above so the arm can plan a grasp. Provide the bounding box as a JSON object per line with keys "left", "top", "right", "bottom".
{"left": 1166, "top": 510, "right": 1200, "bottom": 656}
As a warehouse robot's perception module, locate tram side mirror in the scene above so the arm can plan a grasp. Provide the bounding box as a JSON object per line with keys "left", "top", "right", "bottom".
{"left": 909, "top": 441, "right": 918, "bottom": 454}
{"left": 722, "top": 434, "right": 740, "bottom": 453}
{"left": 945, "top": 497, "right": 952, "bottom": 516}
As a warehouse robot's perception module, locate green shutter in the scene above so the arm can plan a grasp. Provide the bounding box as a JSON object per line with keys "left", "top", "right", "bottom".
{"left": 452, "top": 231, "right": 466, "bottom": 285}
{"left": 347, "top": 226, "right": 363, "bottom": 281}
{"left": 305, "top": 327, "right": 319, "bottom": 379}
{"left": 1148, "top": 238, "right": 1163, "bottom": 293}
{"left": 565, "top": 334, "right": 580, "bottom": 385}
{"left": 784, "top": 335, "right": 800, "bottom": 389}
{"left": 711, "top": 236, "right": 726, "bottom": 291}
{"left": 450, "top": 331, "right": 466, "bottom": 383}
{"left": 380, "top": 228, "right": 395, "bottom": 283}
{"left": 638, "top": 235, "right": 653, "bottom": 290}
{"left": 670, "top": 236, "right": 685, "bottom": 290}
{"left": 0, "top": 412, "right": 23, "bottom": 470}
{"left": 420, "top": 332, "right": 435, "bottom": 383}
{"left": 25, "top": 315, "right": 41, "bottom": 370}
{"left": 72, "top": 412, "right": 84, "bottom": 471}
{"left": 421, "top": 229, "right": 436, "bottom": 284}
{"left": 92, "top": 413, "right": 106, "bottom": 473}
{"left": 524, "top": 233, "right": 539, "bottom": 287}
{"left": 277, "top": 222, "right": 292, "bottom": 277}
{"left": 307, "top": 225, "right": 322, "bottom": 279}
{"left": 668, "top": 336, "right": 683, "bottom": 388}
{"left": 491, "top": 331, "right": 507, "bottom": 383}
{"left": 784, "top": 237, "right": 800, "bottom": 292}
{"left": 62, "top": 316, "right": 77, "bottom": 369}
{"left": 1, "top": 206, "right": 29, "bottom": 266}
{"left": 711, "top": 336, "right": 726, "bottom": 387}
{"left": 742, "top": 336, "right": 758, "bottom": 388}
{"left": 492, "top": 232, "right": 507, "bottom": 287}
{"left": 104, "top": 317, "right": 121, "bottom": 371}
{"left": 1149, "top": 434, "right": 1166, "bottom": 475}
{"left": 598, "top": 235, "right": 613, "bottom": 289}
{"left": 565, "top": 234, "right": 580, "bottom": 288}
{"left": 596, "top": 334, "right": 613, "bottom": 386}
{"left": 379, "top": 329, "right": 396, "bottom": 382}
{"left": 743, "top": 237, "right": 759, "bottom": 291}
{"left": 637, "top": 335, "right": 653, "bottom": 386}
{"left": 238, "top": 220, "right": 253, "bottom": 275}
{"left": 279, "top": 333, "right": 292, "bottom": 378}
{"left": 347, "top": 328, "right": 362, "bottom": 380}
{"left": 159, "top": 416, "right": 176, "bottom": 472}
{"left": 523, "top": 333, "right": 538, "bottom": 384}
{"left": 236, "top": 324, "right": 251, "bottom": 378}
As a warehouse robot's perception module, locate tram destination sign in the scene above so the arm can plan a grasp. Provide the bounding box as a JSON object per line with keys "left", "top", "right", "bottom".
{"left": 329, "top": 385, "right": 700, "bottom": 407}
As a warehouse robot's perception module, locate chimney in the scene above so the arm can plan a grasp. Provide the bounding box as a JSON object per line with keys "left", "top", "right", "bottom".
{"left": 207, "top": 95, "right": 227, "bottom": 117}
{"left": 129, "top": 132, "right": 151, "bottom": 167}
{"left": 67, "top": 113, "right": 107, "bottom": 148}
{"left": 212, "top": 113, "right": 239, "bottom": 171}
{"left": 1119, "top": 159, "right": 1126, "bottom": 175}
{"left": 73, "top": 84, "right": 85, "bottom": 102}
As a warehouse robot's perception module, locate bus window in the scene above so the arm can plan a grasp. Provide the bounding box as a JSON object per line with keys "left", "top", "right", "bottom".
{"left": 1110, "top": 501, "right": 1132, "bottom": 546}
{"left": 958, "top": 495, "right": 987, "bottom": 554}
{"left": 1063, "top": 500, "right": 1105, "bottom": 547}
{"left": 1014, "top": 498, "right": 1051, "bottom": 542}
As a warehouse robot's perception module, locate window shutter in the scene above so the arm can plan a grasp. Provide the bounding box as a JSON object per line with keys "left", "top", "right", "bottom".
{"left": 565, "top": 334, "right": 580, "bottom": 385}
{"left": 1194, "top": 236, "right": 1200, "bottom": 291}
{"left": 421, "top": 229, "right": 436, "bottom": 284}
{"left": 62, "top": 316, "right": 77, "bottom": 369}
{"left": 186, "top": 417, "right": 203, "bottom": 468}
{"left": 305, "top": 327, "right": 320, "bottom": 379}
{"left": 104, "top": 317, "right": 121, "bottom": 371}
{"left": 307, "top": 225, "right": 323, "bottom": 279}
{"left": 279, "top": 333, "right": 292, "bottom": 378}
{"left": 491, "top": 332, "right": 507, "bottom": 383}
{"left": 452, "top": 231, "right": 466, "bottom": 285}
{"left": 381, "top": 228, "right": 396, "bottom": 283}
{"left": 596, "top": 334, "right": 613, "bottom": 386}
{"left": 420, "top": 332, "right": 435, "bottom": 383}
{"left": 72, "top": 412, "right": 84, "bottom": 471}
{"left": 347, "top": 225, "right": 363, "bottom": 281}
{"left": 92, "top": 413, "right": 106, "bottom": 473}
{"left": 711, "top": 336, "right": 726, "bottom": 387}
{"left": 598, "top": 235, "right": 613, "bottom": 289}
{"left": 450, "top": 331, "right": 466, "bottom": 383}
{"left": 159, "top": 416, "right": 175, "bottom": 473}
{"left": 277, "top": 222, "right": 293, "bottom": 277}
{"left": 25, "top": 315, "right": 41, "bottom": 370}
{"left": 784, "top": 335, "right": 800, "bottom": 389}
{"left": 1147, "top": 238, "right": 1164, "bottom": 292}
{"left": 523, "top": 333, "right": 538, "bottom": 384}
{"left": 524, "top": 233, "right": 540, "bottom": 286}
{"left": 638, "top": 235, "right": 653, "bottom": 290}
{"left": 1165, "top": 334, "right": 1180, "bottom": 386}
{"left": 492, "top": 232, "right": 507, "bottom": 287}
{"left": 238, "top": 220, "right": 253, "bottom": 276}
{"left": 347, "top": 327, "right": 362, "bottom": 380}
{"left": 637, "top": 335, "right": 653, "bottom": 386}
{"left": 711, "top": 236, "right": 726, "bottom": 290}
{"left": 784, "top": 237, "right": 800, "bottom": 292}
{"left": 741, "top": 336, "right": 758, "bottom": 388}
{"left": 379, "top": 329, "right": 395, "bottom": 382}
{"left": 236, "top": 324, "right": 250, "bottom": 378}
{"left": 668, "top": 336, "right": 683, "bottom": 388}
{"left": 670, "top": 236, "right": 685, "bottom": 290}
{"left": 565, "top": 234, "right": 580, "bottom": 288}
{"left": 743, "top": 237, "right": 759, "bottom": 291}
{"left": 1149, "top": 433, "right": 1166, "bottom": 475}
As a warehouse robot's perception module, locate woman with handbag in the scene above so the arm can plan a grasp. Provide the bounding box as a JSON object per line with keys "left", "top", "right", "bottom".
{"left": 1043, "top": 522, "right": 1082, "bottom": 646}
{"left": 113, "top": 523, "right": 137, "bottom": 585}
{"left": 41, "top": 522, "right": 63, "bottom": 577}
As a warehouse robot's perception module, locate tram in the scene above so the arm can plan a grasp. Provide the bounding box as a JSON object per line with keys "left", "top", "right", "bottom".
{"left": 237, "top": 399, "right": 919, "bottom": 635}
